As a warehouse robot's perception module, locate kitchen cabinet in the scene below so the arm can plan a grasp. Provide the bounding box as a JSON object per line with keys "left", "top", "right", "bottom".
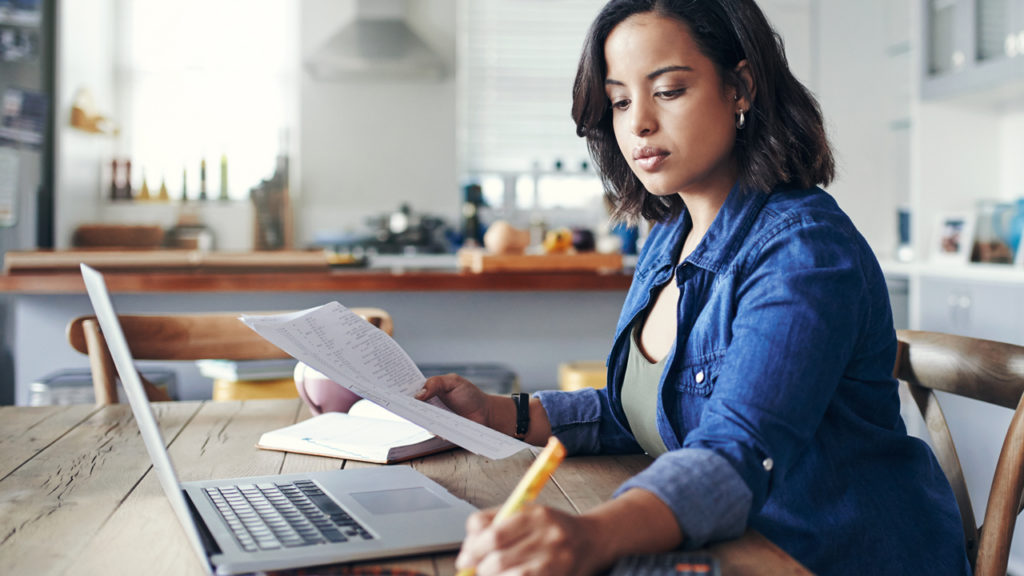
{"left": 917, "top": 274, "right": 1024, "bottom": 343}
{"left": 913, "top": 271, "right": 1024, "bottom": 568}
{"left": 922, "top": 0, "right": 1024, "bottom": 103}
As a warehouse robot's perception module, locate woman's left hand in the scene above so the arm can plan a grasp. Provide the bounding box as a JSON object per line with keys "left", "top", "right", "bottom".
{"left": 455, "top": 504, "right": 611, "bottom": 576}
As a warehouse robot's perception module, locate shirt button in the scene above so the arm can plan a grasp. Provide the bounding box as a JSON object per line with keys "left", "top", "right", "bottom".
{"left": 762, "top": 458, "right": 774, "bottom": 471}
{"left": 695, "top": 370, "right": 705, "bottom": 384}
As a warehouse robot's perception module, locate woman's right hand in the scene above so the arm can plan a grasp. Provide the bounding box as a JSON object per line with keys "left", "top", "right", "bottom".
{"left": 416, "top": 373, "right": 494, "bottom": 427}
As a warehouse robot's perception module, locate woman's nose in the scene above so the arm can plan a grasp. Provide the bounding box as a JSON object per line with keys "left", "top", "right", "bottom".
{"left": 630, "top": 101, "right": 656, "bottom": 136}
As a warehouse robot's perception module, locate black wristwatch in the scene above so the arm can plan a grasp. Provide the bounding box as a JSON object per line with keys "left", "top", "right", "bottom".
{"left": 512, "top": 392, "right": 530, "bottom": 439}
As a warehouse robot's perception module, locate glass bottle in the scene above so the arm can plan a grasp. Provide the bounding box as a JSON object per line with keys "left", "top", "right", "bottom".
{"left": 138, "top": 171, "right": 151, "bottom": 201}
{"left": 122, "top": 159, "right": 133, "bottom": 199}
{"left": 219, "top": 154, "right": 229, "bottom": 201}
{"left": 109, "top": 159, "right": 120, "bottom": 201}
{"left": 199, "top": 158, "right": 208, "bottom": 200}
{"left": 158, "top": 176, "right": 169, "bottom": 201}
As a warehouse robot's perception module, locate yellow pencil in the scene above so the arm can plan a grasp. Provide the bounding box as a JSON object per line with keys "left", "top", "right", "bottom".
{"left": 455, "top": 436, "right": 567, "bottom": 576}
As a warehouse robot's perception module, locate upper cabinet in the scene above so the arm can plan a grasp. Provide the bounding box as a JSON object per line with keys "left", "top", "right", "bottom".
{"left": 923, "top": 0, "right": 1024, "bottom": 103}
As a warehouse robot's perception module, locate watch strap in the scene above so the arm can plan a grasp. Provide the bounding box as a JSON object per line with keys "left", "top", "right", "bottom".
{"left": 512, "top": 392, "right": 530, "bottom": 439}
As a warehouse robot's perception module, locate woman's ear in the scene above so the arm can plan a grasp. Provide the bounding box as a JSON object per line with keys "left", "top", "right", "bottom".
{"left": 733, "top": 59, "right": 756, "bottom": 108}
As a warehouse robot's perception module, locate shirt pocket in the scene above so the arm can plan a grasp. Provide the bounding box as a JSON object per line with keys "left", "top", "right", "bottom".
{"left": 674, "top": 355, "right": 724, "bottom": 397}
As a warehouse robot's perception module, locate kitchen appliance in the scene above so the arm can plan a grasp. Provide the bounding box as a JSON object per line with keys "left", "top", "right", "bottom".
{"left": 305, "top": 0, "right": 444, "bottom": 83}
{"left": 0, "top": 0, "right": 53, "bottom": 404}
{"left": 325, "top": 203, "right": 451, "bottom": 256}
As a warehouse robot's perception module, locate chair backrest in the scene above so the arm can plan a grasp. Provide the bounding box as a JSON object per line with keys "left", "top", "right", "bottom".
{"left": 894, "top": 329, "right": 1024, "bottom": 576}
{"left": 67, "top": 308, "right": 393, "bottom": 406}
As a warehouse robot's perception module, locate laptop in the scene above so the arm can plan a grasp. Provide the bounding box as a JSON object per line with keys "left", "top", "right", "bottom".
{"left": 80, "top": 263, "right": 477, "bottom": 575}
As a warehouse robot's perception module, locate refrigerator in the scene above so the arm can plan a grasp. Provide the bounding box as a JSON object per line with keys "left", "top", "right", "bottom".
{"left": 0, "top": 0, "right": 55, "bottom": 403}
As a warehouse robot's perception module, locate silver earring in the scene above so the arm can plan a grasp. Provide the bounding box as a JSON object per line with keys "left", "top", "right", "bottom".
{"left": 736, "top": 109, "right": 746, "bottom": 130}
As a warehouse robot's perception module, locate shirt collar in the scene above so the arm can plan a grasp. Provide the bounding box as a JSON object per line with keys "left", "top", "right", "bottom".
{"left": 681, "top": 182, "right": 769, "bottom": 274}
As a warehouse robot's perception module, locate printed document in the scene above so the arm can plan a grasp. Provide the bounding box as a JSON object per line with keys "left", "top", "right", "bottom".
{"left": 240, "top": 303, "right": 531, "bottom": 459}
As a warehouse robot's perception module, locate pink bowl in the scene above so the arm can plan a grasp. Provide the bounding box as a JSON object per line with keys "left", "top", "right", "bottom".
{"left": 293, "top": 363, "right": 362, "bottom": 415}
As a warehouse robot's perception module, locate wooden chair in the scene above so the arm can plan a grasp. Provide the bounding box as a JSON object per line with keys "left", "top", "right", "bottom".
{"left": 894, "top": 330, "right": 1024, "bottom": 576}
{"left": 67, "top": 308, "right": 393, "bottom": 406}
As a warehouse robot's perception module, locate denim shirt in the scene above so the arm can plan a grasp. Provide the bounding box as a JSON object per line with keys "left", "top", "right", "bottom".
{"left": 535, "top": 184, "right": 970, "bottom": 575}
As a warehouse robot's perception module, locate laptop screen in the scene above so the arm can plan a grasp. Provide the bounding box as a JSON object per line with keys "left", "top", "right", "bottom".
{"left": 80, "top": 263, "right": 214, "bottom": 572}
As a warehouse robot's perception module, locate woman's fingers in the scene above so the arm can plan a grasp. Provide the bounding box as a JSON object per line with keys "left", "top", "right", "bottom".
{"left": 456, "top": 506, "right": 593, "bottom": 575}
{"left": 416, "top": 373, "right": 465, "bottom": 400}
{"left": 456, "top": 509, "right": 499, "bottom": 570}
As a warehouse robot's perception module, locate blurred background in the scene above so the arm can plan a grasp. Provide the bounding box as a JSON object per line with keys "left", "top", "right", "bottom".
{"left": 5, "top": 0, "right": 1024, "bottom": 569}
{"left": 3, "top": 2, "right": 1023, "bottom": 403}
{"left": 0, "top": 0, "right": 930, "bottom": 259}
{"left": 3, "top": 0, "right": 1017, "bottom": 264}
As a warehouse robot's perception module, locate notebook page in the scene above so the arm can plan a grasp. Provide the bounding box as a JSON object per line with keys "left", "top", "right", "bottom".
{"left": 241, "top": 303, "right": 530, "bottom": 459}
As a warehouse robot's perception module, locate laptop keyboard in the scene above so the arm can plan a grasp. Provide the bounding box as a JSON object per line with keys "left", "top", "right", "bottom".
{"left": 610, "top": 553, "right": 720, "bottom": 575}
{"left": 205, "top": 479, "right": 374, "bottom": 552}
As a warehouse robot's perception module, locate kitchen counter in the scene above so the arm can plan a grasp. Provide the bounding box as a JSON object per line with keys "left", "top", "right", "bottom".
{"left": 0, "top": 268, "right": 633, "bottom": 294}
{"left": 3, "top": 251, "right": 634, "bottom": 406}
{"left": 0, "top": 251, "right": 634, "bottom": 294}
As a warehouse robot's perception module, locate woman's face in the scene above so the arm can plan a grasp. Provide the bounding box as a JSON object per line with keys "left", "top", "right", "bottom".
{"left": 604, "top": 12, "right": 744, "bottom": 199}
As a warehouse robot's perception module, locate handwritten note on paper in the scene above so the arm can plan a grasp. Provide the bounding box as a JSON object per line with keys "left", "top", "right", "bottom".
{"left": 240, "top": 303, "right": 531, "bottom": 459}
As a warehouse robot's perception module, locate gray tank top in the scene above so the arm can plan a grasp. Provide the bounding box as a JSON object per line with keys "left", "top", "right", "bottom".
{"left": 621, "top": 324, "right": 670, "bottom": 457}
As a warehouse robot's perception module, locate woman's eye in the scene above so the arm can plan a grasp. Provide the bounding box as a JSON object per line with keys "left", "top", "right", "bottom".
{"left": 611, "top": 99, "right": 630, "bottom": 111}
{"left": 656, "top": 88, "right": 685, "bottom": 99}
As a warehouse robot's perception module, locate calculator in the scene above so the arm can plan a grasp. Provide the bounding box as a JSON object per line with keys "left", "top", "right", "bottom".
{"left": 609, "top": 552, "right": 721, "bottom": 575}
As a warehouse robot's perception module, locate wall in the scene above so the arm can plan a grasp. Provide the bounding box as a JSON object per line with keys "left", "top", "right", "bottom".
{"left": 914, "top": 102, "right": 1001, "bottom": 258}
{"left": 999, "top": 107, "right": 1024, "bottom": 201}
{"left": 295, "top": 0, "right": 459, "bottom": 247}
{"left": 813, "top": 0, "right": 901, "bottom": 259}
{"left": 53, "top": 0, "right": 113, "bottom": 248}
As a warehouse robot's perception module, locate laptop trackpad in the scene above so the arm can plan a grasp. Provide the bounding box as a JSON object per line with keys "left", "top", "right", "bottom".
{"left": 351, "top": 487, "right": 451, "bottom": 515}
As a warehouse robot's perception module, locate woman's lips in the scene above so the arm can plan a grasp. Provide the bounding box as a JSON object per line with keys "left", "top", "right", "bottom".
{"left": 633, "top": 147, "right": 668, "bottom": 171}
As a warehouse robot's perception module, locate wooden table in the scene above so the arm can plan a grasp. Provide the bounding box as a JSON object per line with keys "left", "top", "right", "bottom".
{"left": 0, "top": 400, "right": 810, "bottom": 575}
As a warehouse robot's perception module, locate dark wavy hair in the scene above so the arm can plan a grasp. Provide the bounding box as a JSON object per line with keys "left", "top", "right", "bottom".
{"left": 572, "top": 0, "right": 834, "bottom": 223}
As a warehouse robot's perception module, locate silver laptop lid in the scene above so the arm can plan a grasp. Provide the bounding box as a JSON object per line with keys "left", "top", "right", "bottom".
{"left": 80, "top": 264, "right": 214, "bottom": 574}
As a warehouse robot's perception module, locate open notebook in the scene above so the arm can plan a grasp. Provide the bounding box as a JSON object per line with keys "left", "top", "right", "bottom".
{"left": 258, "top": 400, "right": 456, "bottom": 464}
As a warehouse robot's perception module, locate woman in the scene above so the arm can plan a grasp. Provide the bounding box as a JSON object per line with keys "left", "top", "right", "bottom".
{"left": 418, "top": 1, "right": 969, "bottom": 574}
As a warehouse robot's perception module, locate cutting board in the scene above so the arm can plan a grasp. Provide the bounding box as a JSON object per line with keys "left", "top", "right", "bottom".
{"left": 457, "top": 248, "right": 623, "bottom": 273}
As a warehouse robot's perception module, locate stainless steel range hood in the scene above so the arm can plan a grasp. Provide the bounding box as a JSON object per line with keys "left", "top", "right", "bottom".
{"left": 305, "top": 0, "right": 445, "bottom": 82}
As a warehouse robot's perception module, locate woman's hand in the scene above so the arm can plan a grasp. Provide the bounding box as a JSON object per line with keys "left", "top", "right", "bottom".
{"left": 456, "top": 489, "right": 684, "bottom": 575}
{"left": 416, "top": 373, "right": 493, "bottom": 427}
{"left": 455, "top": 505, "right": 611, "bottom": 576}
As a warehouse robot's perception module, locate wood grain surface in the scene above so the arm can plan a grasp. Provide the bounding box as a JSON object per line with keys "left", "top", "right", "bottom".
{"left": 0, "top": 399, "right": 811, "bottom": 575}
{"left": 0, "top": 269, "right": 632, "bottom": 294}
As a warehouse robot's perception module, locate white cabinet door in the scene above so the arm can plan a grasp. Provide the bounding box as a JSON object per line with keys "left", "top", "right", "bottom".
{"left": 918, "top": 276, "right": 1024, "bottom": 344}
{"left": 915, "top": 275, "right": 1024, "bottom": 572}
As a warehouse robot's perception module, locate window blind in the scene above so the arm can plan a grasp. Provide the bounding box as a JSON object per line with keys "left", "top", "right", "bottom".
{"left": 457, "top": 0, "right": 606, "bottom": 175}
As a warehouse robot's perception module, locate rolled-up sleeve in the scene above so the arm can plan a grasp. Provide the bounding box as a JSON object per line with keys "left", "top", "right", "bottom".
{"left": 615, "top": 448, "right": 752, "bottom": 548}
{"left": 535, "top": 386, "right": 643, "bottom": 455}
